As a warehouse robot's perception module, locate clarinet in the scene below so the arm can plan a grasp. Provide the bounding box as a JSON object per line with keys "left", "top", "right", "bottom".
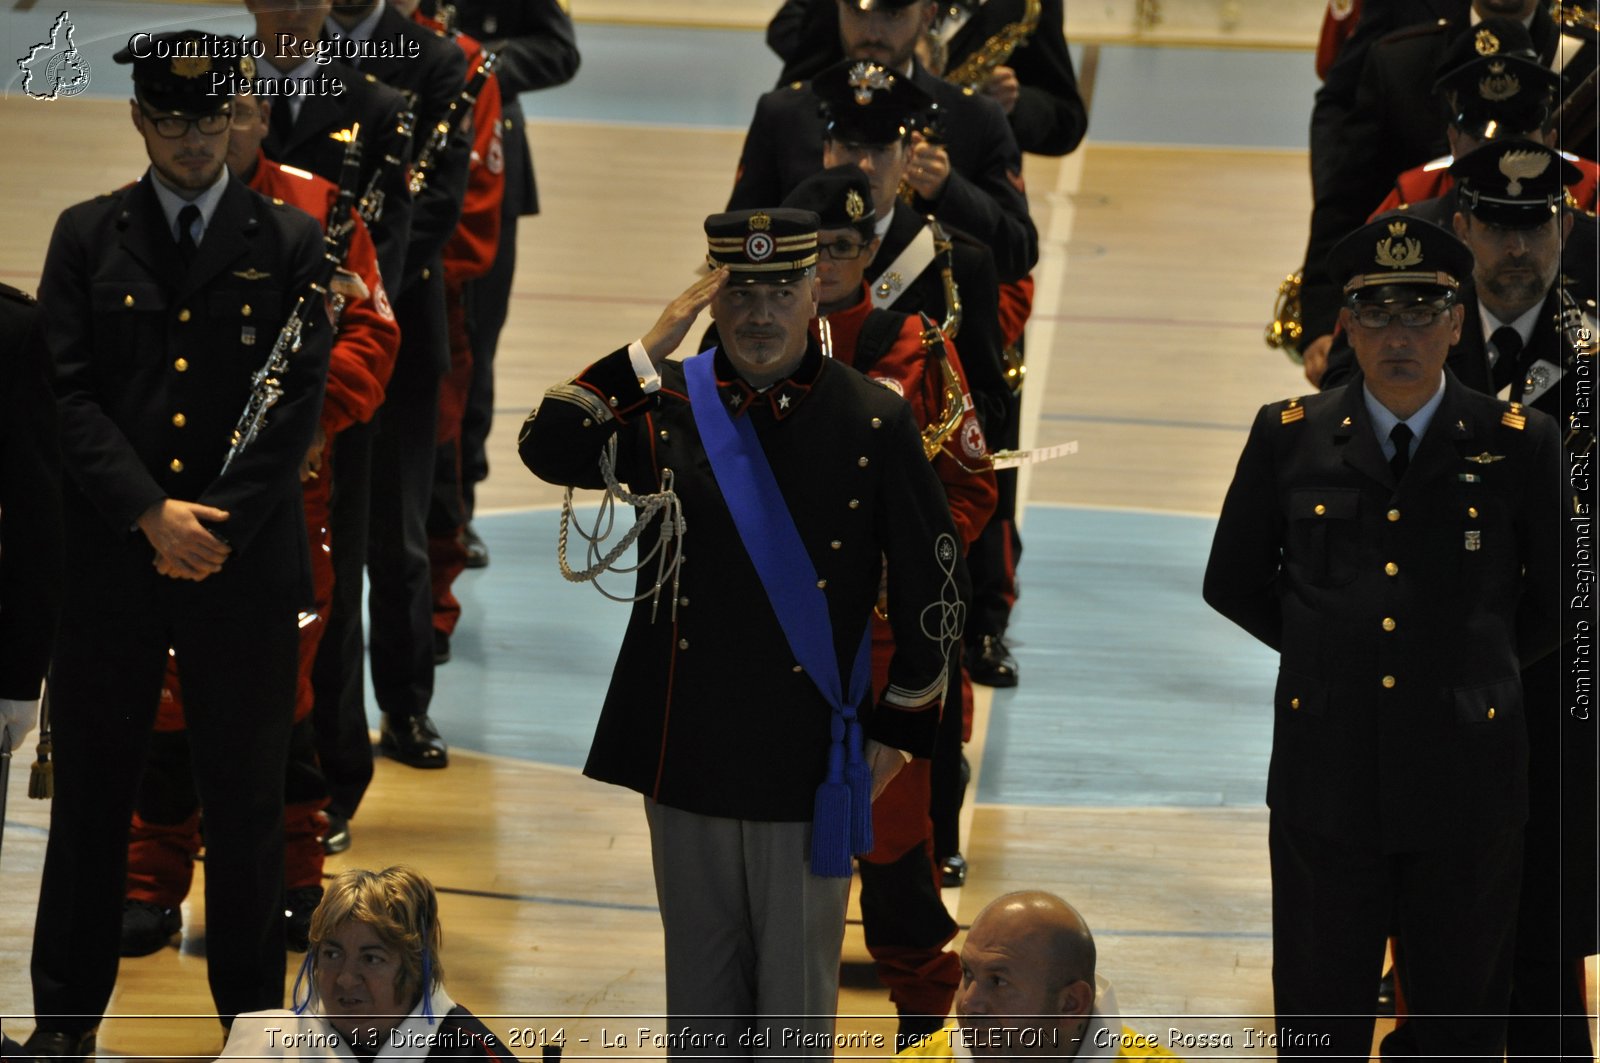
{"left": 357, "top": 109, "right": 416, "bottom": 228}
{"left": 220, "top": 128, "right": 364, "bottom": 474}
{"left": 408, "top": 50, "right": 499, "bottom": 196}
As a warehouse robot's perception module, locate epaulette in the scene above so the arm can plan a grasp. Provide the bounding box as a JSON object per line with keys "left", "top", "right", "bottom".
{"left": 1379, "top": 18, "right": 1452, "bottom": 46}
{"left": 1501, "top": 401, "right": 1527, "bottom": 430}
{"left": 278, "top": 164, "right": 315, "bottom": 181}
{"left": 0, "top": 282, "right": 37, "bottom": 306}
{"left": 1280, "top": 396, "right": 1306, "bottom": 425}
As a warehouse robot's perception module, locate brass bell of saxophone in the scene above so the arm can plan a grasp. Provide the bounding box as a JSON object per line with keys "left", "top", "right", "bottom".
{"left": 1265, "top": 270, "right": 1306, "bottom": 365}
{"left": 918, "top": 311, "right": 970, "bottom": 461}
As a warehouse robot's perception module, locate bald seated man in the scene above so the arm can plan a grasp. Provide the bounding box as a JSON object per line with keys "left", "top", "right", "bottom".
{"left": 898, "top": 891, "right": 1182, "bottom": 1061}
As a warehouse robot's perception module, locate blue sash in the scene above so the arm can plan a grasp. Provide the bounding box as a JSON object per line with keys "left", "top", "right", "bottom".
{"left": 683, "top": 350, "right": 873, "bottom": 877}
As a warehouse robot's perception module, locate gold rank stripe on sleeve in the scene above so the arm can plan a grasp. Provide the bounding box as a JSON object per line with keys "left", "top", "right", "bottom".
{"left": 1281, "top": 398, "right": 1305, "bottom": 425}
{"left": 1501, "top": 402, "right": 1527, "bottom": 430}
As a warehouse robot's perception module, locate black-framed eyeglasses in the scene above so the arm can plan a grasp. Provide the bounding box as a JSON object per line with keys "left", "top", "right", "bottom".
{"left": 820, "top": 238, "right": 868, "bottom": 261}
{"left": 1350, "top": 304, "right": 1450, "bottom": 329}
{"left": 141, "top": 105, "right": 232, "bottom": 139}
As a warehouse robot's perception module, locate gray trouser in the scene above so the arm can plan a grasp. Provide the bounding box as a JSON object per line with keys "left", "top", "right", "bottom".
{"left": 644, "top": 798, "right": 851, "bottom": 1059}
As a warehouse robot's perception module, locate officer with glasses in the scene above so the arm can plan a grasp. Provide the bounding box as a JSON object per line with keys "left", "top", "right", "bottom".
{"left": 21, "top": 32, "right": 330, "bottom": 1058}
{"left": 1204, "top": 214, "right": 1563, "bottom": 1060}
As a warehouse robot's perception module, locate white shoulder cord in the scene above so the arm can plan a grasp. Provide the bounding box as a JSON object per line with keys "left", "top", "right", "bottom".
{"left": 557, "top": 435, "right": 686, "bottom": 623}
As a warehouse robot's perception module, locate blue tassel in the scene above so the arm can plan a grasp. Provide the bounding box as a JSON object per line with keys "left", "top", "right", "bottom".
{"left": 421, "top": 946, "right": 436, "bottom": 1024}
{"left": 291, "top": 950, "right": 316, "bottom": 1015}
{"left": 810, "top": 722, "right": 852, "bottom": 877}
{"left": 810, "top": 778, "right": 852, "bottom": 877}
{"left": 844, "top": 719, "right": 873, "bottom": 854}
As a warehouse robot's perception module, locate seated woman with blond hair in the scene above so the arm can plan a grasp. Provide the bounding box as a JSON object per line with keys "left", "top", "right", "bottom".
{"left": 221, "top": 866, "right": 516, "bottom": 1061}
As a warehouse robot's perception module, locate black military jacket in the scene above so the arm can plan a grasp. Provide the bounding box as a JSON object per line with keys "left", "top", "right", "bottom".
{"left": 448, "top": 0, "right": 580, "bottom": 217}
{"left": 39, "top": 175, "right": 332, "bottom": 611}
{"left": 0, "top": 283, "right": 62, "bottom": 699}
{"left": 1204, "top": 374, "right": 1562, "bottom": 851}
{"left": 261, "top": 58, "right": 414, "bottom": 291}
{"left": 768, "top": 0, "right": 1085, "bottom": 156}
{"left": 727, "top": 62, "right": 1037, "bottom": 284}
{"left": 1300, "top": 8, "right": 1599, "bottom": 341}
{"left": 520, "top": 343, "right": 962, "bottom": 821}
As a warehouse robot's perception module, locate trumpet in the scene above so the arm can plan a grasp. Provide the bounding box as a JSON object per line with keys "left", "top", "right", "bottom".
{"left": 1265, "top": 270, "right": 1306, "bottom": 364}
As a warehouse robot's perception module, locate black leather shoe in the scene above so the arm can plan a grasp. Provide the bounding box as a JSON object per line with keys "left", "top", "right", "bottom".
{"left": 940, "top": 852, "right": 968, "bottom": 889}
{"left": 119, "top": 899, "right": 181, "bottom": 957}
{"left": 321, "top": 811, "right": 351, "bottom": 854}
{"left": 379, "top": 714, "right": 449, "bottom": 769}
{"left": 966, "top": 635, "right": 1019, "bottom": 688}
{"left": 23, "top": 1027, "right": 97, "bottom": 1060}
{"left": 284, "top": 886, "right": 325, "bottom": 952}
{"left": 433, "top": 629, "right": 451, "bottom": 665}
{"left": 461, "top": 524, "right": 489, "bottom": 569}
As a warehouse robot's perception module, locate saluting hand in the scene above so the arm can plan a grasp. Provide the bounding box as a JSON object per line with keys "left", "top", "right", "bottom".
{"left": 641, "top": 267, "right": 730, "bottom": 365}
{"left": 980, "top": 66, "right": 1021, "bottom": 115}
{"left": 905, "top": 133, "right": 952, "bottom": 201}
{"left": 138, "top": 498, "right": 232, "bottom": 581}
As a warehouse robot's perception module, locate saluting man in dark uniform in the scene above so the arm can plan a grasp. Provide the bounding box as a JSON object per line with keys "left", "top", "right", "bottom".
{"left": 1204, "top": 216, "right": 1562, "bottom": 1060}
{"left": 22, "top": 33, "right": 331, "bottom": 1059}
{"left": 521, "top": 210, "right": 962, "bottom": 1055}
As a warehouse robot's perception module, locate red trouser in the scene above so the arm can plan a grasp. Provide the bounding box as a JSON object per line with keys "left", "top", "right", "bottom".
{"left": 430, "top": 275, "right": 474, "bottom": 638}
{"left": 856, "top": 621, "right": 963, "bottom": 1019}
{"left": 125, "top": 455, "right": 337, "bottom": 905}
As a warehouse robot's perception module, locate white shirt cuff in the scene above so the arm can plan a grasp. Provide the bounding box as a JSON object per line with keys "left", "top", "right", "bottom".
{"left": 627, "top": 340, "right": 662, "bottom": 394}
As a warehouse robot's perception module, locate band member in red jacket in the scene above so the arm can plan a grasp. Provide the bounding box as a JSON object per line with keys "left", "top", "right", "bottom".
{"left": 398, "top": 0, "right": 507, "bottom": 664}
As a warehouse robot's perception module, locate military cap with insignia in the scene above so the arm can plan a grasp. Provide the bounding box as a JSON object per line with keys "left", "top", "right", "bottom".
{"left": 113, "top": 31, "right": 245, "bottom": 116}
{"left": 1451, "top": 139, "right": 1581, "bottom": 227}
{"left": 1327, "top": 213, "right": 1473, "bottom": 306}
{"left": 781, "top": 164, "right": 876, "bottom": 238}
{"left": 1432, "top": 17, "right": 1559, "bottom": 139}
{"left": 813, "top": 58, "right": 933, "bottom": 145}
{"left": 705, "top": 208, "right": 820, "bottom": 284}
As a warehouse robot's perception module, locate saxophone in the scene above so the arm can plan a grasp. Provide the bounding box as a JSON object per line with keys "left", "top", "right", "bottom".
{"left": 221, "top": 127, "right": 364, "bottom": 474}
{"left": 919, "top": 311, "right": 970, "bottom": 461}
{"left": 1264, "top": 270, "right": 1306, "bottom": 364}
{"left": 929, "top": 218, "right": 963, "bottom": 339}
{"left": 943, "top": 0, "right": 1043, "bottom": 90}
{"left": 409, "top": 51, "right": 499, "bottom": 196}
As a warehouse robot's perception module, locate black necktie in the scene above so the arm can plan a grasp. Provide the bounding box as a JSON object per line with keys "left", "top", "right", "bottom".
{"left": 1389, "top": 422, "right": 1414, "bottom": 483}
{"left": 1490, "top": 325, "right": 1525, "bottom": 398}
{"left": 176, "top": 203, "right": 200, "bottom": 268}
{"left": 270, "top": 94, "right": 294, "bottom": 145}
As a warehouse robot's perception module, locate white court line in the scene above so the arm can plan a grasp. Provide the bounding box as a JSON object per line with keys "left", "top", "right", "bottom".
{"left": 1014, "top": 150, "right": 1087, "bottom": 533}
